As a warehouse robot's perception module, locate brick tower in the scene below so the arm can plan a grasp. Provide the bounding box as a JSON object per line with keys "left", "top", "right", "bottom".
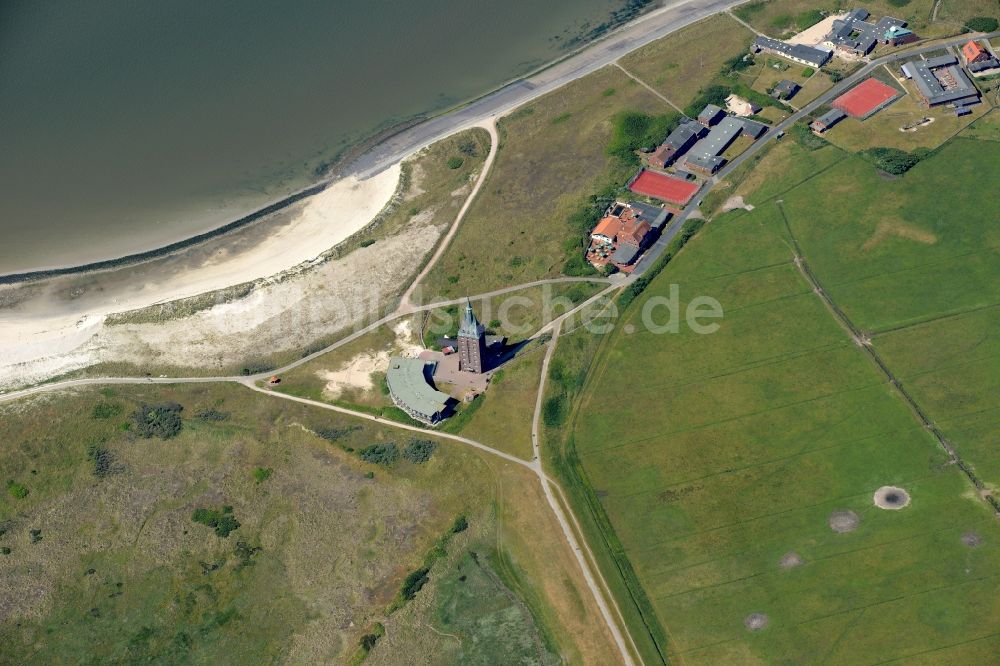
{"left": 457, "top": 299, "right": 487, "bottom": 374}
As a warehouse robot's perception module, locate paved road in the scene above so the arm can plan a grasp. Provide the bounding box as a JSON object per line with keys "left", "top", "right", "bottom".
{"left": 346, "top": 0, "right": 749, "bottom": 178}
{"left": 632, "top": 30, "right": 1000, "bottom": 276}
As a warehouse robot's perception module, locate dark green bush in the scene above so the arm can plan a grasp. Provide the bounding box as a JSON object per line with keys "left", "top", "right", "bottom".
{"left": 252, "top": 467, "right": 272, "bottom": 483}
{"left": 451, "top": 515, "right": 469, "bottom": 533}
{"left": 684, "top": 85, "right": 732, "bottom": 117}
{"left": 446, "top": 156, "right": 464, "bottom": 169}
{"left": 132, "top": 403, "right": 183, "bottom": 439}
{"left": 861, "top": 146, "right": 922, "bottom": 175}
{"left": 606, "top": 110, "right": 680, "bottom": 163}
{"left": 403, "top": 439, "right": 437, "bottom": 463}
{"left": 87, "top": 444, "right": 120, "bottom": 478}
{"left": 542, "top": 395, "right": 566, "bottom": 428}
{"left": 359, "top": 442, "right": 399, "bottom": 466}
{"left": 966, "top": 17, "right": 999, "bottom": 32}
{"left": 191, "top": 506, "right": 241, "bottom": 538}
{"left": 359, "top": 238, "right": 376, "bottom": 248}
{"left": 400, "top": 567, "right": 430, "bottom": 600}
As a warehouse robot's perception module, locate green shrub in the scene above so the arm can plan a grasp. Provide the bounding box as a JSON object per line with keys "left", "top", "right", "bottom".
{"left": 400, "top": 567, "right": 430, "bottom": 600}
{"left": 684, "top": 85, "right": 732, "bottom": 117}
{"left": 966, "top": 17, "right": 999, "bottom": 32}
{"left": 132, "top": 402, "right": 183, "bottom": 439}
{"left": 195, "top": 408, "right": 229, "bottom": 422}
{"left": 722, "top": 53, "right": 754, "bottom": 73}
{"left": 602, "top": 87, "right": 617, "bottom": 97}
{"left": 359, "top": 442, "right": 399, "bottom": 466}
{"left": 542, "top": 395, "right": 566, "bottom": 428}
{"left": 314, "top": 425, "right": 361, "bottom": 441}
{"left": 606, "top": 110, "right": 680, "bottom": 163}
{"left": 403, "top": 439, "right": 437, "bottom": 463}
{"left": 91, "top": 402, "right": 123, "bottom": 419}
{"left": 6, "top": 481, "right": 28, "bottom": 499}
{"left": 451, "top": 515, "right": 469, "bottom": 533}
{"left": 861, "top": 146, "right": 922, "bottom": 175}
{"left": 252, "top": 467, "right": 273, "bottom": 484}
{"left": 829, "top": 71, "right": 843, "bottom": 83}
{"left": 458, "top": 139, "right": 478, "bottom": 156}
{"left": 191, "top": 506, "right": 241, "bottom": 538}
{"left": 446, "top": 156, "right": 464, "bottom": 169}
{"left": 87, "top": 444, "right": 120, "bottom": 478}
{"left": 551, "top": 112, "right": 572, "bottom": 124}
{"left": 802, "top": 67, "right": 815, "bottom": 77}
{"left": 359, "top": 238, "right": 376, "bottom": 248}
{"left": 793, "top": 122, "right": 828, "bottom": 150}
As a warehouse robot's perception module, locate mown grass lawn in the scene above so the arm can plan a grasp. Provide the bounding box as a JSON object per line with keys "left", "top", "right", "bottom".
{"left": 556, "top": 134, "right": 1000, "bottom": 663}
{"left": 777, "top": 137, "right": 1000, "bottom": 333}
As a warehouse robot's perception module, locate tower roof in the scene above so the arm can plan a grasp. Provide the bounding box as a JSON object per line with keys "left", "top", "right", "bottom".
{"left": 458, "top": 299, "right": 484, "bottom": 339}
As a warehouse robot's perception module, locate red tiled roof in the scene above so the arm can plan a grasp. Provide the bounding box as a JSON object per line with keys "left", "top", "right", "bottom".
{"left": 628, "top": 170, "right": 699, "bottom": 205}
{"left": 963, "top": 40, "right": 986, "bottom": 63}
{"left": 591, "top": 216, "right": 620, "bottom": 240}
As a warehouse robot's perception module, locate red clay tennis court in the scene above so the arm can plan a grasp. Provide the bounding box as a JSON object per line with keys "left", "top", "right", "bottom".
{"left": 832, "top": 78, "right": 900, "bottom": 118}
{"left": 629, "top": 169, "right": 699, "bottom": 205}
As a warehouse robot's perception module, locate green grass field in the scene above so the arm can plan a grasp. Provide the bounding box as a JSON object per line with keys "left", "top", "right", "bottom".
{"left": 547, "top": 126, "right": 1000, "bottom": 663}
{"left": 617, "top": 14, "right": 755, "bottom": 108}
{"left": 0, "top": 383, "right": 618, "bottom": 664}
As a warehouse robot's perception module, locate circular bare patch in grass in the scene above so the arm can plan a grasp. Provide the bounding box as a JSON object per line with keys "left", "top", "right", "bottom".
{"left": 962, "top": 531, "right": 982, "bottom": 548}
{"left": 744, "top": 613, "right": 769, "bottom": 631}
{"left": 828, "top": 510, "right": 860, "bottom": 533}
{"left": 873, "top": 486, "right": 910, "bottom": 510}
{"left": 779, "top": 552, "right": 803, "bottom": 569}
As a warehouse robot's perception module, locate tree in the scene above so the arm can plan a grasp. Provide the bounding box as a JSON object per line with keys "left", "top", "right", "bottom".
{"left": 966, "top": 17, "right": 999, "bottom": 32}
{"left": 132, "top": 403, "right": 183, "bottom": 439}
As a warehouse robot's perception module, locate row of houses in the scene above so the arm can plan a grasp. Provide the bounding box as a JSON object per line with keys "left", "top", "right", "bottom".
{"left": 753, "top": 8, "right": 920, "bottom": 69}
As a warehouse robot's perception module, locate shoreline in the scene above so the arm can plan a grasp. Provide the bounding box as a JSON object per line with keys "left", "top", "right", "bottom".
{"left": 0, "top": 115, "right": 426, "bottom": 285}
{"left": 1, "top": 0, "right": 690, "bottom": 284}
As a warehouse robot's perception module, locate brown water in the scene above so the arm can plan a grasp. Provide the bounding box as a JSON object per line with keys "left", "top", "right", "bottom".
{"left": 0, "top": 0, "right": 630, "bottom": 274}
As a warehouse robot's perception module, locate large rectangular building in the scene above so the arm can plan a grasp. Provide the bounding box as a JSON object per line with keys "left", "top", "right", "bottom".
{"left": 901, "top": 55, "right": 980, "bottom": 107}
{"left": 685, "top": 117, "right": 745, "bottom": 175}
{"left": 753, "top": 36, "right": 831, "bottom": 68}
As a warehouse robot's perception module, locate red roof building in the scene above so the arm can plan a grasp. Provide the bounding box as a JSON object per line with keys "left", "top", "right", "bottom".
{"left": 962, "top": 40, "right": 989, "bottom": 64}
{"left": 831, "top": 78, "right": 900, "bottom": 119}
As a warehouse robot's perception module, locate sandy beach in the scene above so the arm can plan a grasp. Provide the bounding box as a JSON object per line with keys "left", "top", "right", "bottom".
{"left": 0, "top": 165, "right": 402, "bottom": 384}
